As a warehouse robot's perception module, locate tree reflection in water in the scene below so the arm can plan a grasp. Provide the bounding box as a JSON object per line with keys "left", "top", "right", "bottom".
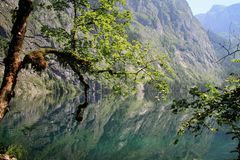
{"left": 0, "top": 92, "right": 237, "bottom": 160}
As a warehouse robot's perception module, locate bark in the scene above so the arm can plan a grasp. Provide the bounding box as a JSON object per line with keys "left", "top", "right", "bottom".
{"left": 0, "top": 0, "right": 90, "bottom": 122}
{"left": 0, "top": 0, "right": 33, "bottom": 121}
{"left": 22, "top": 48, "right": 91, "bottom": 122}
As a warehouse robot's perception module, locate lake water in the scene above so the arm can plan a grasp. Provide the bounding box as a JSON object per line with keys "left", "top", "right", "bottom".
{"left": 0, "top": 93, "right": 237, "bottom": 160}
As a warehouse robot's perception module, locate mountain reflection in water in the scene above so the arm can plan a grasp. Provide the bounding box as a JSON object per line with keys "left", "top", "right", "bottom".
{"left": 0, "top": 92, "right": 237, "bottom": 160}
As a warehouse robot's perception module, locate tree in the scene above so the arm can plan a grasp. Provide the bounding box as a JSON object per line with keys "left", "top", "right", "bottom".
{"left": 171, "top": 24, "right": 240, "bottom": 159}
{"left": 0, "top": 0, "right": 33, "bottom": 121}
{"left": 0, "top": 0, "right": 172, "bottom": 121}
{"left": 172, "top": 62, "right": 240, "bottom": 158}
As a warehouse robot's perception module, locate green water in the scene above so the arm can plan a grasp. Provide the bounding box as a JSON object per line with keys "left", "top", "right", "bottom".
{"left": 0, "top": 93, "right": 237, "bottom": 160}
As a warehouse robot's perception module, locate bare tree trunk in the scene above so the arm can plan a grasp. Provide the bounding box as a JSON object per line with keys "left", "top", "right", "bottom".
{"left": 0, "top": 0, "right": 33, "bottom": 121}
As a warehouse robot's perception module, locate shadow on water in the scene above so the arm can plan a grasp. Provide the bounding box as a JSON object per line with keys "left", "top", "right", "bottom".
{"left": 0, "top": 91, "right": 238, "bottom": 160}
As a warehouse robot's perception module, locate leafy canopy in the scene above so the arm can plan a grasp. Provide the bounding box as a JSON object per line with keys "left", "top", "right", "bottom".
{"left": 172, "top": 72, "right": 240, "bottom": 152}
{"left": 36, "top": 0, "right": 172, "bottom": 96}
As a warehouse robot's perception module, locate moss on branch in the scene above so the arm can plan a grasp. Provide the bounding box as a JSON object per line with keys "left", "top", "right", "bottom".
{"left": 22, "top": 48, "right": 92, "bottom": 72}
{"left": 22, "top": 48, "right": 91, "bottom": 122}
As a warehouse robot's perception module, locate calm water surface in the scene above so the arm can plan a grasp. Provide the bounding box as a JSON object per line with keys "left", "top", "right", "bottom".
{"left": 0, "top": 93, "right": 237, "bottom": 160}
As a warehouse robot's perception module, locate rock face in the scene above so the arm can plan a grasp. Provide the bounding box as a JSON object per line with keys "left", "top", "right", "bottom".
{"left": 0, "top": 0, "right": 223, "bottom": 86}
{"left": 0, "top": 0, "right": 226, "bottom": 87}
{"left": 196, "top": 4, "right": 240, "bottom": 35}
{"left": 0, "top": 0, "right": 78, "bottom": 95}
{"left": 196, "top": 3, "right": 240, "bottom": 75}
{"left": 127, "top": 0, "right": 223, "bottom": 85}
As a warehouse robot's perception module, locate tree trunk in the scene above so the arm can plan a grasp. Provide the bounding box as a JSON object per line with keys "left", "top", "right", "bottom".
{"left": 0, "top": 0, "right": 33, "bottom": 121}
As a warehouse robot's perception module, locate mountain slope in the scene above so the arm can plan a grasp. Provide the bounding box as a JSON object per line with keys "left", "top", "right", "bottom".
{"left": 196, "top": 4, "right": 240, "bottom": 35}
{"left": 127, "top": 0, "right": 223, "bottom": 87}
{"left": 0, "top": 0, "right": 223, "bottom": 96}
{"left": 196, "top": 3, "right": 240, "bottom": 75}
{"left": 207, "top": 31, "right": 240, "bottom": 75}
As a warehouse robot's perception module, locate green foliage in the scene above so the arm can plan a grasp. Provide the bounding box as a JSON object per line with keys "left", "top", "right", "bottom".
{"left": 172, "top": 73, "right": 240, "bottom": 153}
{"left": 232, "top": 59, "right": 240, "bottom": 63}
{"left": 38, "top": 0, "right": 172, "bottom": 97}
{"left": 6, "top": 144, "right": 27, "bottom": 160}
{"left": 0, "top": 37, "right": 8, "bottom": 56}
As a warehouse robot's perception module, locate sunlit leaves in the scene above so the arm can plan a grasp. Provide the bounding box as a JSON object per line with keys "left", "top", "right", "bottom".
{"left": 40, "top": 0, "right": 172, "bottom": 97}
{"left": 232, "top": 59, "right": 240, "bottom": 63}
{"left": 172, "top": 78, "right": 240, "bottom": 149}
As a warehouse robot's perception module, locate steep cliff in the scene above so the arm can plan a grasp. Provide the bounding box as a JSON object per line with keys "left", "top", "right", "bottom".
{"left": 126, "top": 0, "right": 223, "bottom": 88}
{"left": 0, "top": 0, "right": 223, "bottom": 89}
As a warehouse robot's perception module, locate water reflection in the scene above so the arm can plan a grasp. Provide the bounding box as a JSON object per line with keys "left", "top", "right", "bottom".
{"left": 0, "top": 93, "right": 237, "bottom": 160}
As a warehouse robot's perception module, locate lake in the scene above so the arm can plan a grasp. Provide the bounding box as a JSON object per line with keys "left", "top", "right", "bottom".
{"left": 0, "top": 92, "right": 237, "bottom": 160}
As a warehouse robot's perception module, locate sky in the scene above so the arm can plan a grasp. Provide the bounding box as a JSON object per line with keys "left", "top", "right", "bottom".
{"left": 186, "top": 0, "right": 240, "bottom": 15}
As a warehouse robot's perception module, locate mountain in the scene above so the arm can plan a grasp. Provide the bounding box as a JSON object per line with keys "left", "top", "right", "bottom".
{"left": 126, "top": 0, "right": 223, "bottom": 90}
{"left": 0, "top": 0, "right": 236, "bottom": 159}
{"left": 196, "top": 4, "right": 240, "bottom": 35}
{"left": 207, "top": 30, "right": 240, "bottom": 75}
{"left": 196, "top": 3, "right": 240, "bottom": 75}
{"left": 0, "top": 0, "right": 223, "bottom": 95}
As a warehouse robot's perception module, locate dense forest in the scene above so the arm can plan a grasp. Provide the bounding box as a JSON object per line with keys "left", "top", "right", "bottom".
{"left": 0, "top": 0, "right": 240, "bottom": 160}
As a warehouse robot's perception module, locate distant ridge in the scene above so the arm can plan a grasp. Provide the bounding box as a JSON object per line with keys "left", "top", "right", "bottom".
{"left": 196, "top": 3, "right": 240, "bottom": 35}
{"left": 208, "top": 5, "right": 225, "bottom": 13}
